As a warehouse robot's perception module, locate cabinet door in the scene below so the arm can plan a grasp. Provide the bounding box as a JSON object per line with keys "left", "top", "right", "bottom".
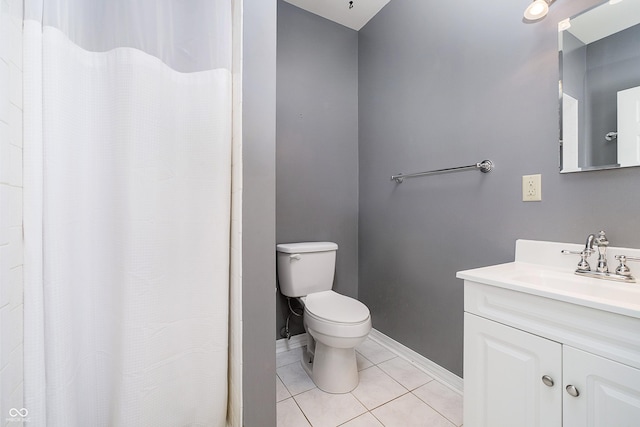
{"left": 464, "top": 313, "right": 562, "bottom": 427}
{"left": 563, "top": 346, "right": 640, "bottom": 427}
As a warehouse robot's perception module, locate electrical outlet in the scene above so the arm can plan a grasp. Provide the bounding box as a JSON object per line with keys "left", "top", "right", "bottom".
{"left": 522, "top": 174, "right": 542, "bottom": 202}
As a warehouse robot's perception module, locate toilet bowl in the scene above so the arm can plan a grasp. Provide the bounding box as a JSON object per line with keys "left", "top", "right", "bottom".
{"left": 276, "top": 242, "right": 372, "bottom": 393}
{"left": 302, "top": 290, "right": 371, "bottom": 393}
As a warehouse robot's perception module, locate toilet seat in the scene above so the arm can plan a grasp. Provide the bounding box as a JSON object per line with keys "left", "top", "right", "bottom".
{"left": 304, "top": 291, "right": 370, "bottom": 325}
{"left": 303, "top": 291, "right": 371, "bottom": 341}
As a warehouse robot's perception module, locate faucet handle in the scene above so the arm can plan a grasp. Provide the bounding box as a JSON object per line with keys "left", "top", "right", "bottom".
{"left": 595, "top": 230, "right": 609, "bottom": 247}
{"left": 562, "top": 249, "right": 593, "bottom": 255}
{"left": 616, "top": 255, "right": 640, "bottom": 262}
{"left": 614, "top": 255, "right": 640, "bottom": 278}
{"left": 562, "top": 249, "right": 593, "bottom": 271}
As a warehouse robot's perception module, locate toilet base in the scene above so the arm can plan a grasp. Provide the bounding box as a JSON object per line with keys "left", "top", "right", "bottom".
{"left": 302, "top": 339, "right": 359, "bottom": 394}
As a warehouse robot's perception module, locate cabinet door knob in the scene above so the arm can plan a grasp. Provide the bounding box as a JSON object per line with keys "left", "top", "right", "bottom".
{"left": 566, "top": 384, "right": 580, "bottom": 397}
{"left": 541, "top": 375, "right": 554, "bottom": 387}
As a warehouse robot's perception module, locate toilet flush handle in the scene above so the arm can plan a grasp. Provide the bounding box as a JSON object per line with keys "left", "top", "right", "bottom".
{"left": 290, "top": 254, "right": 301, "bottom": 261}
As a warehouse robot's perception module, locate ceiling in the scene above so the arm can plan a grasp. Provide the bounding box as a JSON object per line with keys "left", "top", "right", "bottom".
{"left": 283, "top": 0, "right": 391, "bottom": 31}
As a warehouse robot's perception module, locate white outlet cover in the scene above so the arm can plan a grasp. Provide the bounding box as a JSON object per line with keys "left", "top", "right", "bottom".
{"left": 522, "top": 174, "right": 542, "bottom": 202}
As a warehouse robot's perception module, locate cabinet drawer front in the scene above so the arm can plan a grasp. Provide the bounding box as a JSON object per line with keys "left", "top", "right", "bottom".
{"left": 464, "top": 313, "right": 562, "bottom": 427}
{"left": 563, "top": 346, "right": 640, "bottom": 427}
{"left": 465, "top": 281, "right": 640, "bottom": 370}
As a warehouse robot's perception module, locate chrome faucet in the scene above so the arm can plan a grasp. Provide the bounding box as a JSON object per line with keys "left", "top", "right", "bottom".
{"left": 562, "top": 230, "right": 636, "bottom": 283}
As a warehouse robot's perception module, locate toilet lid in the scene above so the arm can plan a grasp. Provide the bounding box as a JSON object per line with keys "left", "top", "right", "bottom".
{"left": 304, "top": 291, "right": 370, "bottom": 324}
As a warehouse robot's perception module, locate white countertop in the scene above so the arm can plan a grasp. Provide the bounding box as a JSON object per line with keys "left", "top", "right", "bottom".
{"left": 457, "top": 240, "right": 640, "bottom": 319}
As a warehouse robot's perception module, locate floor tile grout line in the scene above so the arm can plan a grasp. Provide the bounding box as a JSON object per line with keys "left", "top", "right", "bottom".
{"left": 289, "top": 394, "right": 314, "bottom": 427}
{"left": 369, "top": 410, "right": 387, "bottom": 427}
{"left": 375, "top": 355, "right": 437, "bottom": 391}
{"left": 354, "top": 364, "right": 411, "bottom": 410}
{"left": 292, "top": 388, "right": 368, "bottom": 427}
{"left": 329, "top": 394, "right": 369, "bottom": 427}
{"left": 408, "top": 379, "right": 462, "bottom": 426}
{"left": 276, "top": 364, "right": 316, "bottom": 398}
{"left": 409, "top": 390, "right": 460, "bottom": 427}
{"left": 355, "top": 350, "right": 375, "bottom": 370}
{"left": 355, "top": 389, "right": 412, "bottom": 413}
{"left": 275, "top": 371, "right": 295, "bottom": 399}
{"left": 335, "top": 402, "right": 387, "bottom": 427}
{"left": 371, "top": 357, "right": 435, "bottom": 393}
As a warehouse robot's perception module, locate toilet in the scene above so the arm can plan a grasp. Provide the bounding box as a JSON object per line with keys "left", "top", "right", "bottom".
{"left": 276, "top": 242, "right": 371, "bottom": 393}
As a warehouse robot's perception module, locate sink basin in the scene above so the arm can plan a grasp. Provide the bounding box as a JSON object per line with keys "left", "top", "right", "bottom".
{"left": 457, "top": 239, "right": 640, "bottom": 319}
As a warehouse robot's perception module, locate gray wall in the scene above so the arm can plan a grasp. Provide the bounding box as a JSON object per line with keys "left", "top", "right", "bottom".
{"left": 242, "top": 0, "right": 277, "bottom": 425}
{"left": 276, "top": 2, "right": 359, "bottom": 338}
{"left": 358, "top": 0, "right": 640, "bottom": 377}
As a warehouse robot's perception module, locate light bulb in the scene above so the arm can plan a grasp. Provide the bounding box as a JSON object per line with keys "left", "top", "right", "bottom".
{"left": 529, "top": 3, "right": 545, "bottom": 15}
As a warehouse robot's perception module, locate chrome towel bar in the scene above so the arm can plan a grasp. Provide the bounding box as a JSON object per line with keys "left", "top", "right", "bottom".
{"left": 391, "top": 159, "right": 494, "bottom": 183}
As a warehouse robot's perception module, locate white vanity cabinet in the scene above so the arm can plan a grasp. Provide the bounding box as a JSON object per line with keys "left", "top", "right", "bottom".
{"left": 462, "top": 280, "right": 640, "bottom": 427}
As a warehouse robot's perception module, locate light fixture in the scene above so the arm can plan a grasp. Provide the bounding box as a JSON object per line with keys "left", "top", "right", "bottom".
{"left": 524, "top": 0, "right": 550, "bottom": 21}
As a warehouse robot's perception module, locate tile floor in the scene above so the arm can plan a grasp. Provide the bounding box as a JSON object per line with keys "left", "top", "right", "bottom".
{"left": 276, "top": 337, "right": 463, "bottom": 427}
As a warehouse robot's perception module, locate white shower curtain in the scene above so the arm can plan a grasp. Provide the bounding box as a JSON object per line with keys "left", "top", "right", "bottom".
{"left": 23, "top": 2, "right": 233, "bottom": 426}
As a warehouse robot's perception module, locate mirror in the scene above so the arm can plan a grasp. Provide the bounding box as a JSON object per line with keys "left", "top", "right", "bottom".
{"left": 559, "top": 0, "right": 640, "bottom": 173}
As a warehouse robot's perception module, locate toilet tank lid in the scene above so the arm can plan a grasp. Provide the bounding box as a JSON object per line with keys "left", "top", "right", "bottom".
{"left": 276, "top": 242, "right": 338, "bottom": 253}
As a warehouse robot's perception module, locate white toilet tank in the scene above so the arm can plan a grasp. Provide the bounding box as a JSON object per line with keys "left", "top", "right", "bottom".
{"left": 276, "top": 242, "right": 338, "bottom": 297}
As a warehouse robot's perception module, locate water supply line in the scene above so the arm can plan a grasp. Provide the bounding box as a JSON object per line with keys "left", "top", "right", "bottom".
{"left": 280, "top": 297, "right": 304, "bottom": 340}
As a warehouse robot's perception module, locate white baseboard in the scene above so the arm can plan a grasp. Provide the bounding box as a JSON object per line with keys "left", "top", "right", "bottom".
{"left": 276, "top": 333, "right": 308, "bottom": 353}
{"left": 275, "top": 329, "right": 463, "bottom": 394}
